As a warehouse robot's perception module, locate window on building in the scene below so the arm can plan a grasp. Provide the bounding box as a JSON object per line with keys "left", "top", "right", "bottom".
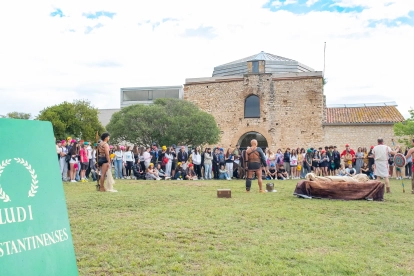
{"left": 244, "top": 95, "right": 260, "bottom": 118}
{"left": 153, "top": 89, "right": 179, "bottom": 99}
{"left": 122, "top": 89, "right": 180, "bottom": 102}
{"left": 252, "top": 61, "right": 259, "bottom": 73}
{"left": 123, "top": 91, "right": 150, "bottom": 101}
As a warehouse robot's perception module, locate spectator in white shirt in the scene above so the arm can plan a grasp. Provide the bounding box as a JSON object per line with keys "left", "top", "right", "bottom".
{"left": 123, "top": 146, "right": 135, "bottom": 179}
{"left": 85, "top": 142, "right": 93, "bottom": 179}
{"left": 192, "top": 147, "right": 202, "bottom": 179}
{"left": 143, "top": 147, "right": 152, "bottom": 169}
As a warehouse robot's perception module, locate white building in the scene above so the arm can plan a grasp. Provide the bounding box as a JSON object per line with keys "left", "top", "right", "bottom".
{"left": 98, "top": 86, "right": 183, "bottom": 127}
{"left": 120, "top": 86, "right": 183, "bottom": 108}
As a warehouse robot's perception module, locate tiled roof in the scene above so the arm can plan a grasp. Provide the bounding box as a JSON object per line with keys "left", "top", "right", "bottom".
{"left": 325, "top": 105, "right": 405, "bottom": 124}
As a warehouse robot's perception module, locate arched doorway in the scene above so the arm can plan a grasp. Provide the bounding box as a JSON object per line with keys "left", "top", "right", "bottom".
{"left": 237, "top": 132, "right": 268, "bottom": 150}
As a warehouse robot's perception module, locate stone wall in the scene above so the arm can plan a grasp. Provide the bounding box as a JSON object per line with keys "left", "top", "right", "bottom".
{"left": 324, "top": 124, "right": 407, "bottom": 176}
{"left": 184, "top": 73, "right": 325, "bottom": 149}
{"left": 184, "top": 73, "right": 402, "bottom": 152}
{"left": 323, "top": 124, "right": 399, "bottom": 149}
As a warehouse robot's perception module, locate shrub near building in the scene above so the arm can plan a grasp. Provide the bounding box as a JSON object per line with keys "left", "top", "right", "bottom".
{"left": 106, "top": 98, "right": 220, "bottom": 146}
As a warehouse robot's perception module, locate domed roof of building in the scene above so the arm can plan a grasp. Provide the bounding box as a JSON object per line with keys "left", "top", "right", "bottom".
{"left": 212, "top": 51, "right": 315, "bottom": 77}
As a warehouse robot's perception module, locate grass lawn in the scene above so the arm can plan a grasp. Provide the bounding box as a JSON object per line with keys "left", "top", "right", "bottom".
{"left": 65, "top": 178, "right": 414, "bottom": 275}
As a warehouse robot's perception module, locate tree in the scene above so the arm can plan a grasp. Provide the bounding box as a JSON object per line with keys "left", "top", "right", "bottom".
{"left": 106, "top": 98, "right": 220, "bottom": 146}
{"left": 0, "top": 112, "right": 31, "bottom": 119}
{"left": 394, "top": 109, "right": 414, "bottom": 146}
{"left": 36, "top": 100, "right": 105, "bottom": 141}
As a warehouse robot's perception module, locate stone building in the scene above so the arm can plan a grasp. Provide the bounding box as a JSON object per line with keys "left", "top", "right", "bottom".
{"left": 183, "top": 52, "right": 405, "bottom": 149}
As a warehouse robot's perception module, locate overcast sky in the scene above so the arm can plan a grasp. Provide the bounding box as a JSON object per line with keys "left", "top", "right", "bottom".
{"left": 0, "top": 0, "right": 413, "bottom": 118}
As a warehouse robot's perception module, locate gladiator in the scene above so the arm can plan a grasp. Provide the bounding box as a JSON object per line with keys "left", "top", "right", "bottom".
{"left": 244, "top": 139, "right": 267, "bottom": 193}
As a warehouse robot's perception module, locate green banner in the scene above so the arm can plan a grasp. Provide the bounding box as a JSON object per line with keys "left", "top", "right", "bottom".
{"left": 0, "top": 119, "right": 78, "bottom": 275}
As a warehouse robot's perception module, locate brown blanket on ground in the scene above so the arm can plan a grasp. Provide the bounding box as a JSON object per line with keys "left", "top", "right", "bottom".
{"left": 293, "top": 180, "right": 384, "bottom": 201}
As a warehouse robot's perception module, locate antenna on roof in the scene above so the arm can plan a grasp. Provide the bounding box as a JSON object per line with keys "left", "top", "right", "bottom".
{"left": 323, "top": 42, "right": 326, "bottom": 77}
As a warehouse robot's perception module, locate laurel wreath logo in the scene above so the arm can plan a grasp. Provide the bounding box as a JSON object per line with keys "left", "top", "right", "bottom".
{"left": 0, "top": 158, "right": 39, "bottom": 203}
{"left": 0, "top": 159, "right": 12, "bottom": 202}
{"left": 14, "top": 158, "right": 39, "bottom": 198}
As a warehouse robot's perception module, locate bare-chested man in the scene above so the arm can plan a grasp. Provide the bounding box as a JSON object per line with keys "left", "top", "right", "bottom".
{"left": 405, "top": 139, "right": 414, "bottom": 194}
{"left": 244, "top": 139, "right": 267, "bottom": 193}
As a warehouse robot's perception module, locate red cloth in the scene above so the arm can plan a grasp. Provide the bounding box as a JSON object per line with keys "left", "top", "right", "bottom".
{"left": 341, "top": 149, "right": 356, "bottom": 162}
{"left": 340, "top": 149, "right": 355, "bottom": 157}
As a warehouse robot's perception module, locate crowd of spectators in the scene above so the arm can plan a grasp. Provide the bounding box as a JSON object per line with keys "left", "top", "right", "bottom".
{"left": 56, "top": 138, "right": 412, "bottom": 182}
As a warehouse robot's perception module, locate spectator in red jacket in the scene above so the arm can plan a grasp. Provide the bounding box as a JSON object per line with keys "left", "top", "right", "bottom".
{"left": 340, "top": 144, "right": 356, "bottom": 165}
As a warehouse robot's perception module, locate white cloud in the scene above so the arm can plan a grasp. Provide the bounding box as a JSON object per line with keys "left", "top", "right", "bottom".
{"left": 284, "top": 0, "right": 298, "bottom": 5}
{"left": 0, "top": 0, "right": 413, "bottom": 119}
{"left": 271, "top": 1, "right": 284, "bottom": 8}
{"left": 272, "top": 0, "right": 297, "bottom": 7}
{"left": 334, "top": 0, "right": 414, "bottom": 20}
{"left": 306, "top": 0, "right": 319, "bottom": 7}
{"left": 334, "top": 0, "right": 391, "bottom": 8}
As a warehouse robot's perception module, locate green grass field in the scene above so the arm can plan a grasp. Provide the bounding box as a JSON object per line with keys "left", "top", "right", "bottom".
{"left": 65, "top": 178, "right": 414, "bottom": 275}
